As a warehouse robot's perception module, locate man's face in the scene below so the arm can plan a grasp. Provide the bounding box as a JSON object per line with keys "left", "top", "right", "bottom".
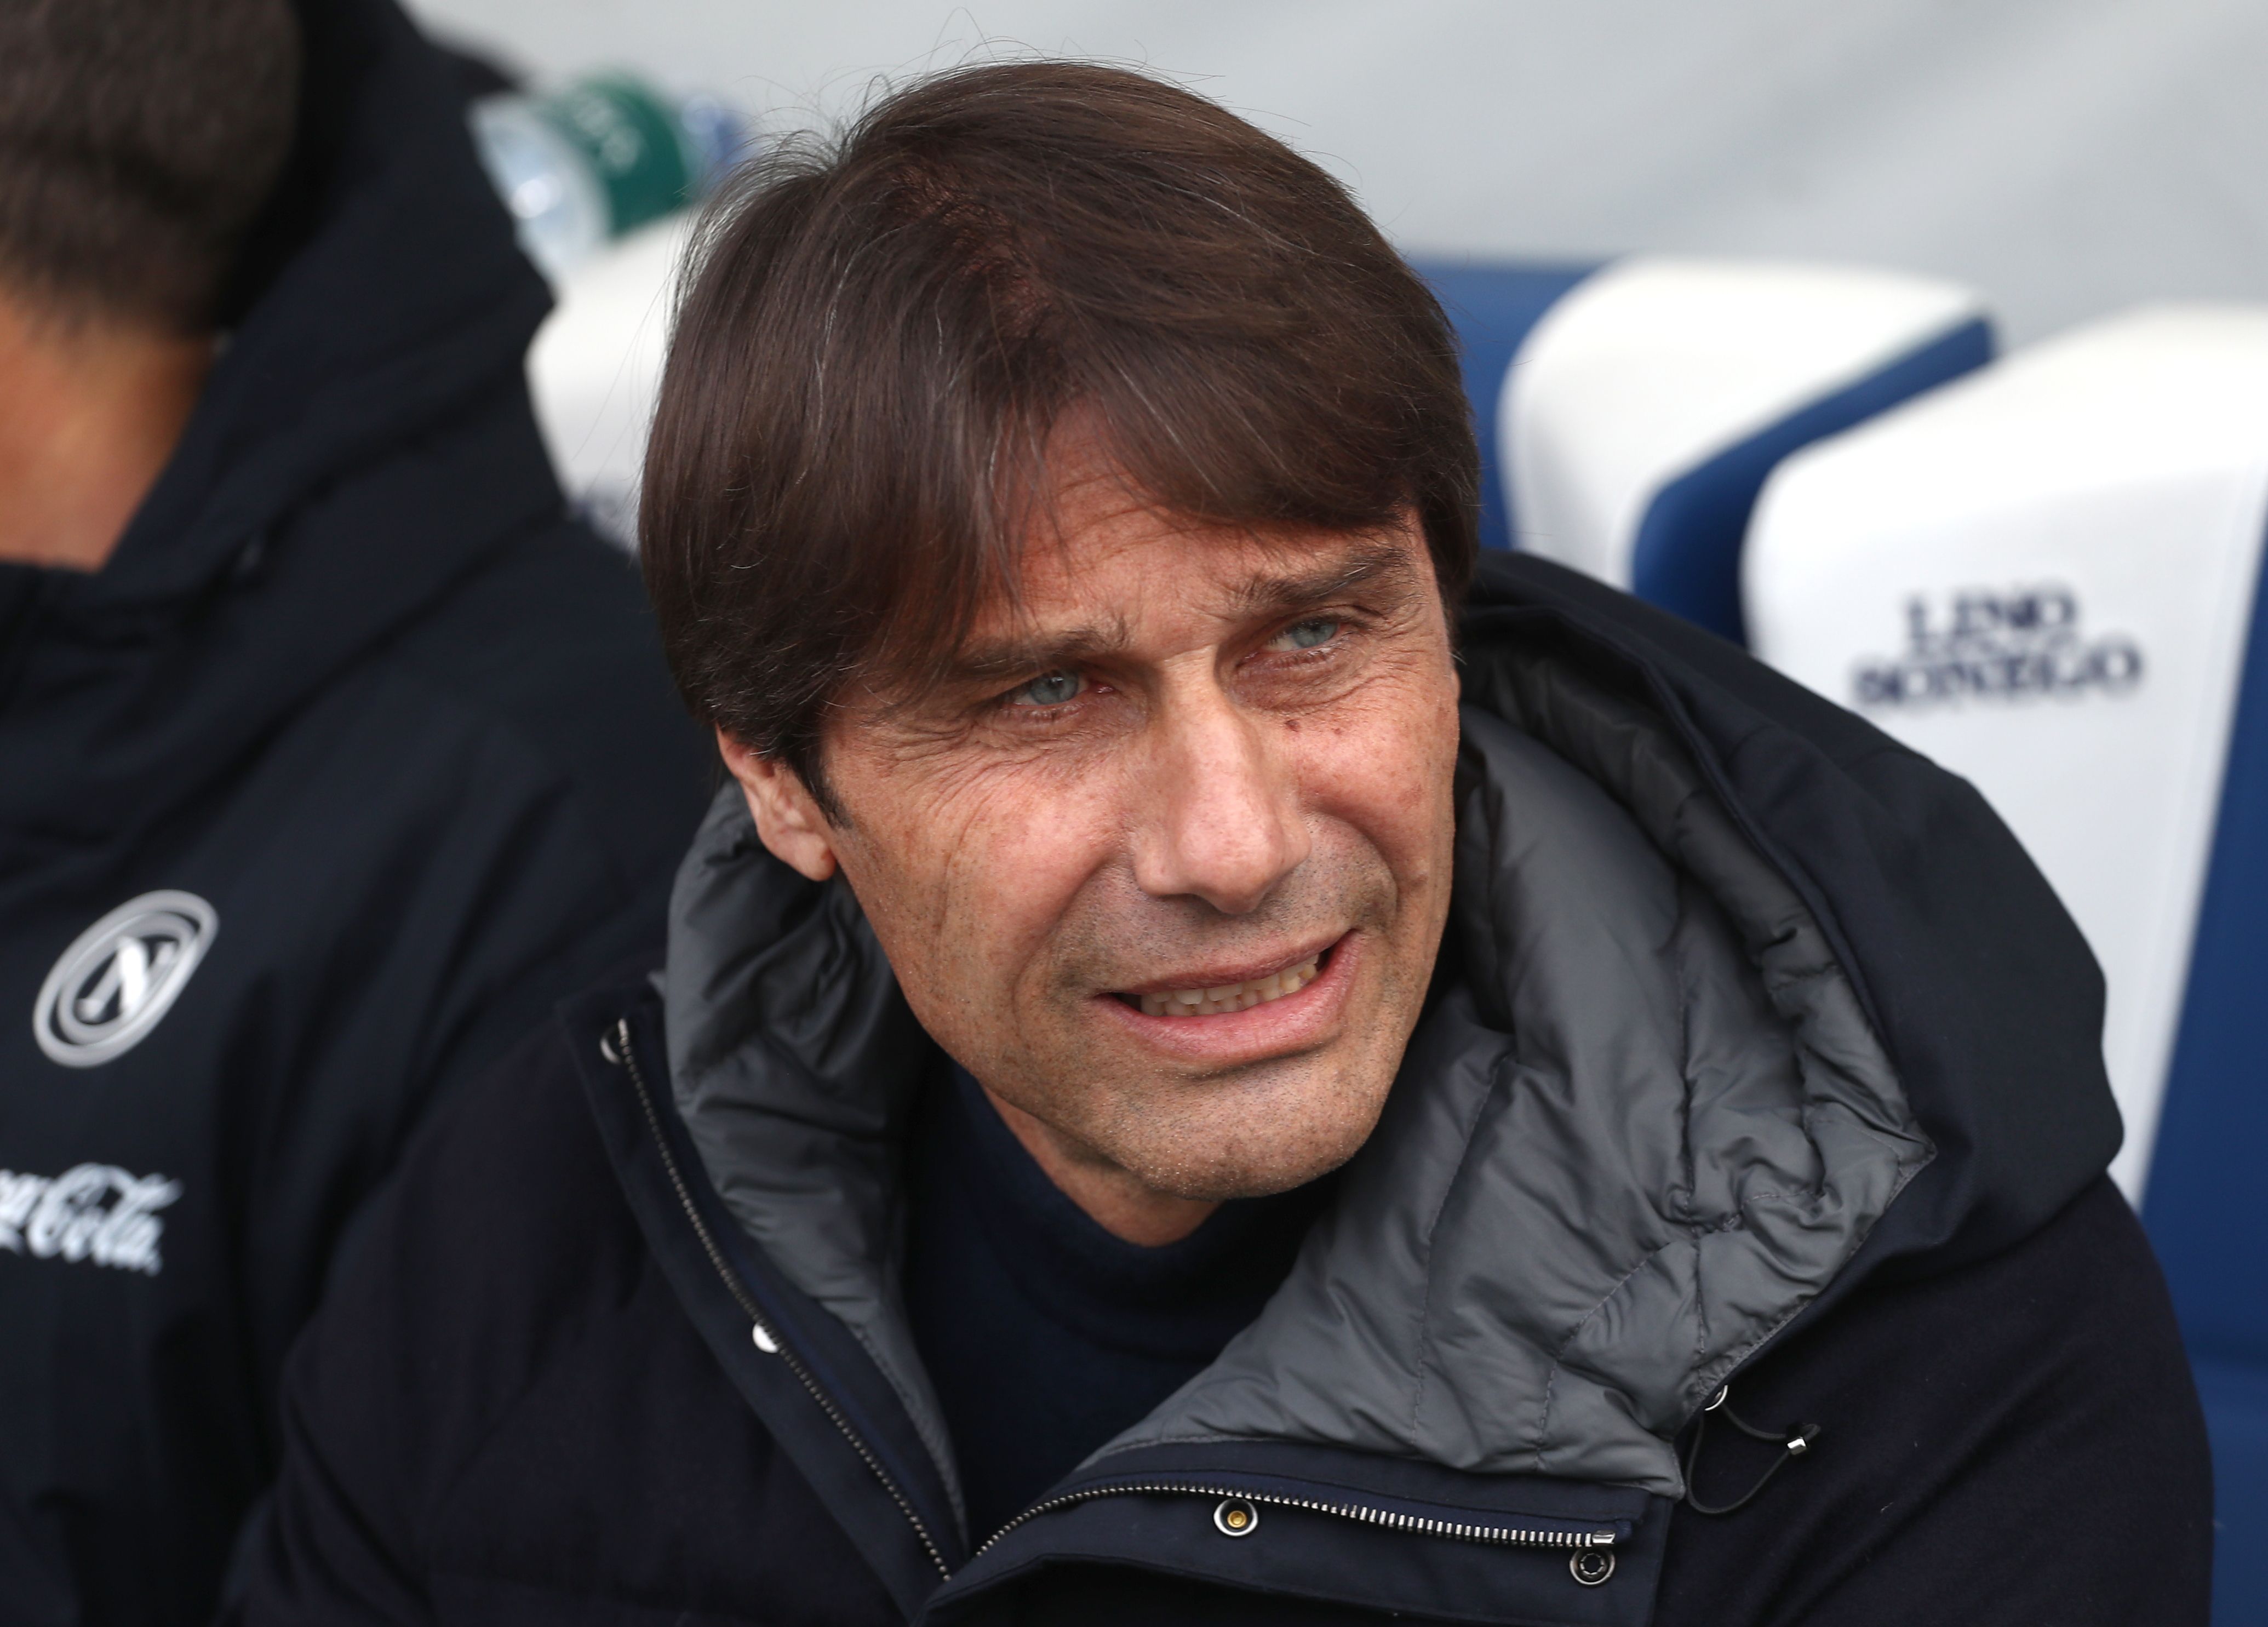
{"left": 738, "top": 462, "right": 1461, "bottom": 1208}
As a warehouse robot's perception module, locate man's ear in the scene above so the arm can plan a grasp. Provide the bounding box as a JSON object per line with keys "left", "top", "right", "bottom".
{"left": 716, "top": 729, "right": 839, "bottom": 882}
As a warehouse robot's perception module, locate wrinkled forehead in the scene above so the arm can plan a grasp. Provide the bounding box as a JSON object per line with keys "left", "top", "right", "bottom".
{"left": 957, "top": 493, "right": 1433, "bottom": 675}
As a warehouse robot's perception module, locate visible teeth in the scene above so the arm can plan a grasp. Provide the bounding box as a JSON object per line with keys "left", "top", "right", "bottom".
{"left": 1135, "top": 955, "right": 1321, "bottom": 1017}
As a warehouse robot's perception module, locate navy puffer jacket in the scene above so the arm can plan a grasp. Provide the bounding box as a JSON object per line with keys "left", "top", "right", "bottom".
{"left": 237, "top": 552, "right": 2210, "bottom": 1625}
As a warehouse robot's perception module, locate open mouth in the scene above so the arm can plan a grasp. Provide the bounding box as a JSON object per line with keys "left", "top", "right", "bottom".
{"left": 1114, "top": 944, "right": 1333, "bottom": 1018}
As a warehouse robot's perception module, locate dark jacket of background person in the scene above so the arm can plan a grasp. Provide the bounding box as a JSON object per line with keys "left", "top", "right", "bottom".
{"left": 235, "top": 552, "right": 2213, "bottom": 1627}
{"left": 0, "top": 1, "right": 711, "bottom": 1621}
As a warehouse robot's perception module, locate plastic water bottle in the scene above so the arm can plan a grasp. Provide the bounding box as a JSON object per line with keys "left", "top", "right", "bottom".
{"left": 472, "top": 75, "right": 749, "bottom": 282}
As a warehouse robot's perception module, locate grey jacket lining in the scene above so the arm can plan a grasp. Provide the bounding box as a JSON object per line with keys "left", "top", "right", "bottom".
{"left": 660, "top": 646, "right": 1933, "bottom": 1521}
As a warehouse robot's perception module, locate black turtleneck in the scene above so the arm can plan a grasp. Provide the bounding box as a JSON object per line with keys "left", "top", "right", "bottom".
{"left": 903, "top": 1064, "right": 1334, "bottom": 1544}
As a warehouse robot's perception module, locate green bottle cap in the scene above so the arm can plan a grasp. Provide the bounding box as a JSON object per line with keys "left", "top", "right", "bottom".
{"left": 532, "top": 75, "right": 698, "bottom": 239}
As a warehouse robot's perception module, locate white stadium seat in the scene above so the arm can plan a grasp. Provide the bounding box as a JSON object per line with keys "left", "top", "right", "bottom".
{"left": 1745, "top": 303, "right": 2268, "bottom": 1202}
{"left": 525, "top": 215, "right": 692, "bottom": 547}
{"left": 1499, "top": 256, "right": 1991, "bottom": 641}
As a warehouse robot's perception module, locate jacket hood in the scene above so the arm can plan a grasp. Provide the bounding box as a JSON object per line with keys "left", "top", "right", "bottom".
{"left": 0, "top": 0, "right": 558, "bottom": 863}
{"left": 658, "top": 551, "right": 2118, "bottom": 1515}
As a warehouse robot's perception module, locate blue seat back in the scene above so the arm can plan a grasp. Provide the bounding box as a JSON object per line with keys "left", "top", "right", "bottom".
{"left": 2146, "top": 539, "right": 2268, "bottom": 1625}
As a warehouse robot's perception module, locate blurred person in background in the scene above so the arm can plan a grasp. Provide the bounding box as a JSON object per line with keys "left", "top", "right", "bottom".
{"left": 238, "top": 63, "right": 2209, "bottom": 1627}
{"left": 0, "top": 0, "right": 710, "bottom": 1621}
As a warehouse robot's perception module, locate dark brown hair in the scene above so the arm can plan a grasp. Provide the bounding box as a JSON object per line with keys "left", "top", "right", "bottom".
{"left": 0, "top": 0, "right": 301, "bottom": 331}
{"left": 641, "top": 61, "right": 1477, "bottom": 811}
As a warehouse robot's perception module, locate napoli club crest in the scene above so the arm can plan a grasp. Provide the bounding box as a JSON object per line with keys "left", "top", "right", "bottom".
{"left": 33, "top": 891, "right": 217, "bottom": 1068}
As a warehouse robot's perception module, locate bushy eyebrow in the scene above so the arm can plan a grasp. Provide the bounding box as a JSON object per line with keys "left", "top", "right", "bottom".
{"left": 946, "top": 618, "right": 1135, "bottom": 684}
{"left": 1227, "top": 538, "right": 1420, "bottom": 621}
{"left": 942, "top": 537, "right": 1423, "bottom": 686}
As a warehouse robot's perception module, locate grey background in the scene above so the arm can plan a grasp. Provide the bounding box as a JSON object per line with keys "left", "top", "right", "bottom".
{"left": 407, "top": 0, "right": 2268, "bottom": 346}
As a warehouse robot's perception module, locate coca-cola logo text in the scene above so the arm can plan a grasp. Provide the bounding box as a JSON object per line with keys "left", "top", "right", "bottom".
{"left": 0, "top": 1164, "right": 180, "bottom": 1275}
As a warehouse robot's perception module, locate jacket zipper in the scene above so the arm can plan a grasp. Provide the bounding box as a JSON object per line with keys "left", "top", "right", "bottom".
{"left": 608, "top": 1017, "right": 954, "bottom": 1582}
{"left": 975, "top": 1481, "right": 1619, "bottom": 1562}
{"left": 612, "top": 1015, "right": 1614, "bottom": 1593}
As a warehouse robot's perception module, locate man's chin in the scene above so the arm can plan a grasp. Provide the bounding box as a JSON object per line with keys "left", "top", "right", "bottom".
{"left": 1155, "top": 1146, "right": 1364, "bottom": 1203}
{"left": 1087, "top": 1057, "right": 1393, "bottom": 1203}
{"left": 1119, "top": 1132, "right": 1369, "bottom": 1204}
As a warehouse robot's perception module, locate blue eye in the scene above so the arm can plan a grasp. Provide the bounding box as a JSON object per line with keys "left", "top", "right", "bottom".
{"left": 1012, "top": 671, "right": 1084, "bottom": 707}
{"left": 1271, "top": 618, "right": 1339, "bottom": 651}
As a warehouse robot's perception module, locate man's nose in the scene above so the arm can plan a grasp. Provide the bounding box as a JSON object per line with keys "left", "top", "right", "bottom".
{"left": 1130, "top": 688, "right": 1310, "bottom": 914}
